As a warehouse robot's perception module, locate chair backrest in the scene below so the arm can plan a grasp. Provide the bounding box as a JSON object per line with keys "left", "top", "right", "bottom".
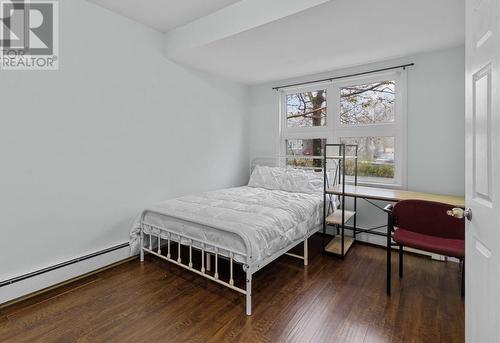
{"left": 392, "top": 200, "right": 464, "bottom": 240}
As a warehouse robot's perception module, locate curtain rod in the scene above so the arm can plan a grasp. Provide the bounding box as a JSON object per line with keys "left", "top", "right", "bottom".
{"left": 272, "top": 63, "right": 414, "bottom": 90}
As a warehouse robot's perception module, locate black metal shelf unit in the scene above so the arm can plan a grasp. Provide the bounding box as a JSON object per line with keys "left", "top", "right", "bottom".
{"left": 322, "top": 143, "right": 359, "bottom": 258}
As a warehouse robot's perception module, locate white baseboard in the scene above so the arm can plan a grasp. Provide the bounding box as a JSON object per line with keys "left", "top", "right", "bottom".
{"left": 0, "top": 245, "right": 131, "bottom": 305}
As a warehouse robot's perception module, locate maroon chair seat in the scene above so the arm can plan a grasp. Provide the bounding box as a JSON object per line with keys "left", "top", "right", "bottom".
{"left": 393, "top": 229, "right": 465, "bottom": 258}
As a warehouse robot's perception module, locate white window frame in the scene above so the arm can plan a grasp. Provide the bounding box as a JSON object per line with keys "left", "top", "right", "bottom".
{"left": 278, "top": 69, "right": 407, "bottom": 188}
{"left": 332, "top": 70, "right": 407, "bottom": 188}
{"left": 279, "top": 82, "right": 334, "bottom": 159}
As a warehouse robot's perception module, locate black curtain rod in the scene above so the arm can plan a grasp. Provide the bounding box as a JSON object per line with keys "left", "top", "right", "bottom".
{"left": 272, "top": 63, "right": 414, "bottom": 90}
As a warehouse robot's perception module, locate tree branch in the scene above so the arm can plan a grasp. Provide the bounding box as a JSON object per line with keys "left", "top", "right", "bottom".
{"left": 287, "top": 107, "right": 326, "bottom": 119}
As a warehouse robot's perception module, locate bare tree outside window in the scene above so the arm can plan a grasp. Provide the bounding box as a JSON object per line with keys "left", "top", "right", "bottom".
{"left": 340, "top": 81, "right": 395, "bottom": 125}
{"left": 286, "top": 138, "right": 326, "bottom": 167}
{"left": 286, "top": 90, "right": 327, "bottom": 128}
{"left": 286, "top": 90, "right": 327, "bottom": 168}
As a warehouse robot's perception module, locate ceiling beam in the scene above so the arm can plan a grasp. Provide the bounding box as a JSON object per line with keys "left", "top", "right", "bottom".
{"left": 163, "top": 0, "right": 331, "bottom": 58}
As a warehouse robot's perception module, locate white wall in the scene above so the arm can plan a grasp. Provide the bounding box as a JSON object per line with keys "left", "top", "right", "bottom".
{"left": 0, "top": 1, "right": 248, "bottom": 282}
{"left": 0, "top": 0, "right": 464, "bottom": 299}
{"left": 248, "top": 46, "right": 465, "bottom": 243}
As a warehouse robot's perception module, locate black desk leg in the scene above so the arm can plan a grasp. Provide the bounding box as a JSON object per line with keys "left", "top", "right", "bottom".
{"left": 384, "top": 205, "right": 394, "bottom": 296}
{"left": 387, "top": 224, "right": 391, "bottom": 295}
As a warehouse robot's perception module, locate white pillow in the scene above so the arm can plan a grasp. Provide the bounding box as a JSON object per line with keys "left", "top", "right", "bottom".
{"left": 281, "top": 168, "right": 324, "bottom": 194}
{"left": 248, "top": 166, "right": 286, "bottom": 190}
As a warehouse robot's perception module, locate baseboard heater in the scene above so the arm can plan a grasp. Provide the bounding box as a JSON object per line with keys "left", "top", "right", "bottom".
{"left": 0, "top": 242, "right": 129, "bottom": 287}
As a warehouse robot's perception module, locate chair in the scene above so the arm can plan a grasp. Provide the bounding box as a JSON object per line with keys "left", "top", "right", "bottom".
{"left": 385, "top": 200, "right": 465, "bottom": 295}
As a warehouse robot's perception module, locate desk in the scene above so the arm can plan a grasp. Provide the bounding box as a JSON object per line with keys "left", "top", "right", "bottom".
{"left": 327, "top": 184, "right": 465, "bottom": 294}
{"left": 328, "top": 185, "right": 465, "bottom": 208}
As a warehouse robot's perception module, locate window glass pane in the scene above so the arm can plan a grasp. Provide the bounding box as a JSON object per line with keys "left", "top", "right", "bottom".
{"left": 285, "top": 138, "right": 326, "bottom": 167}
{"left": 286, "top": 90, "right": 327, "bottom": 128}
{"left": 340, "top": 137, "right": 395, "bottom": 179}
{"left": 340, "top": 81, "right": 395, "bottom": 125}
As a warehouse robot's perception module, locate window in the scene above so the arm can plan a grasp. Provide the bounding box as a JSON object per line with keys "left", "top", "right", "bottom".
{"left": 279, "top": 70, "right": 406, "bottom": 186}
{"left": 334, "top": 71, "right": 406, "bottom": 186}
{"left": 341, "top": 136, "right": 395, "bottom": 180}
{"left": 286, "top": 138, "right": 326, "bottom": 157}
{"left": 340, "top": 81, "right": 395, "bottom": 125}
{"left": 286, "top": 90, "right": 327, "bottom": 128}
{"left": 285, "top": 138, "right": 327, "bottom": 167}
{"left": 280, "top": 85, "right": 332, "bottom": 168}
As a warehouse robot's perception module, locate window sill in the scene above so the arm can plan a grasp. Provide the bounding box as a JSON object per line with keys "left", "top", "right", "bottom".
{"left": 344, "top": 179, "right": 405, "bottom": 190}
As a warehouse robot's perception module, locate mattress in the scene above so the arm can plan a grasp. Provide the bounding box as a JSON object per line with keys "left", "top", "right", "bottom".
{"left": 130, "top": 186, "right": 323, "bottom": 265}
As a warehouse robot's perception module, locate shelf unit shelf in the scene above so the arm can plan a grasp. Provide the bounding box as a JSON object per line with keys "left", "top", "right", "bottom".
{"left": 324, "top": 236, "right": 355, "bottom": 255}
{"left": 325, "top": 210, "right": 356, "bottom": 225}
{"left": 322, "top": 143, "right": 359, "bottom": 258}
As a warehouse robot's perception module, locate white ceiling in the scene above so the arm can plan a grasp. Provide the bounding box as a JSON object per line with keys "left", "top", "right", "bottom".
{"left": 90, "top": 0, "right": 465, "bottom": 85}
{"left": 88, "top": 0, "right": 241, "bottom": 32}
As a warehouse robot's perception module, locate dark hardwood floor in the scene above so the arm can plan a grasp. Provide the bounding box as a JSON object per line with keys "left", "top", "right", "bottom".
{"left": 0, "top": 235, "right": 464, "bottom": 342}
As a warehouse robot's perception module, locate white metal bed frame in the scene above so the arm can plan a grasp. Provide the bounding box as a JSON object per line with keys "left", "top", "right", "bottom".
{"left": 139, "top": 156, "right": 331, "bottom": 315}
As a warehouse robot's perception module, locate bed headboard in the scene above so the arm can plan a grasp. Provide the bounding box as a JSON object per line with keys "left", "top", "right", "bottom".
{"left": 250, "top": 156, "right": 340, "bottom": 209}
{"left": 250, "top": 156, "right": 322, "bottom": 172}
{"left": 250, "top": 156, "right": 338, "bottom": 175}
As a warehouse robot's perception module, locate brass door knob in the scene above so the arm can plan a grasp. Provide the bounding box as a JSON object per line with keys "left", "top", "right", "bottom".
{"left": 447, "top": 208, "right": 472, "bottom": 221}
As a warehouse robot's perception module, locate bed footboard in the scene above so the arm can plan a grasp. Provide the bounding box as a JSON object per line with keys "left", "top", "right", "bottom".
{"left": 141, "top": 222, "right": 248, "bottom": 291}
{"left": 139, "top": 212, "right": 312, "bottom": 316}
{"left": 140, "top": 218, "right": 255, "bottom": 314}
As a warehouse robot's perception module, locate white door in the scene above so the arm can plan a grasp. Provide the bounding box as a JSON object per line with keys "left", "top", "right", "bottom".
{"left": 465, "top": 0, "right": 500, "bottom": 341}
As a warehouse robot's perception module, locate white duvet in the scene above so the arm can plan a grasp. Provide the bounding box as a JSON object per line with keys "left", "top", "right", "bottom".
{"left": 129, "top": 186, "right": 324, "bottom": 265}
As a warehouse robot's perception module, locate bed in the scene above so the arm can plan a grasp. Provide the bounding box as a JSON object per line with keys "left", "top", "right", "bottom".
{"left": 130, "top": 157, "right": 336, "bottom": 315}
